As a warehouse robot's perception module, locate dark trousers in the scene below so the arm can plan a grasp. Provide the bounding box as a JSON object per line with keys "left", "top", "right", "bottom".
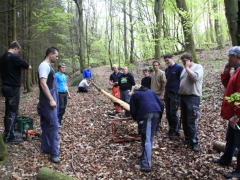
{"left": 58, "top": 92, "right": 67, "bottom": 124}
{"left": 164, "top": 92, "right": 180, "bottom": 134}
{"left": 138, "top": 112, "right": 159, "bottom": 168}
{"left": 120, "top": 90, "right": 131, "bottom": 117}
{"left": 78, "top": 87, "right": 88, "bottom": 92}
{"left": 2, "top": 86, "right": 20, "bottom": 142}
{"left": 180, "top": 95, "right": 200, "bottom": 144}
{"left": 220, "top": 124, "right": 240, "bottom": 172}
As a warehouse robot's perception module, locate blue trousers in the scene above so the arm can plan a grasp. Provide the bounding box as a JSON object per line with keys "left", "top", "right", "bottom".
{"left": 180, "top": 95, "right": 200, "bottom": 144}
{"left": 40, "top": 104, "right": 59, "bottom": 156}
{"left": 58, "top": 92, "right": 67, "bottom": 124}
{"left": 120, "top": 90, "right": 131, "bottom": 116}
{"left": 165, "top": 92, "right": 180, "bottom": 134}
{"left": 220, "top": 124, "right": 240, "bottom": 172}
{"left": 138, "top": 112, "right": 159, "bottom": 168}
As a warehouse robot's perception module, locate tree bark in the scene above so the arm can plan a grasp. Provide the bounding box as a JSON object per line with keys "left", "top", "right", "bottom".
{"left": 129, "top": 0, "right": 134, "bottom": 63}
{"left": 176, "top": 0, "right": 198, "bottom": 63}
{"left": 12, "top": 0, "right": 16, "bottom": 40}
{"left": 213, "top": 0, "right": 223, "bottom": 49}
{"left": 154, "top": 0, "right": 162, "bottom": 61}
{"left": 123, "top": 0, "right": 128, "bottom": 63}
{"left": 224, "top": 0, "right": 238, "bottom": 46}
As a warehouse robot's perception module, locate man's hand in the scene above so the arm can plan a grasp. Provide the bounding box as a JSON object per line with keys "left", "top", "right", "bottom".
{"left": 50, "top": 99, "right": 57, "bottom": 108}
{"left": 28, "top": 65, "right": 32, "bottom": 70}
{"left": 229, "top": 116, "right": 239, "bottom": 129}
{"left": 159, "top": 95, "right": 164, "bottom": 100}
{"left": 224, "top": 63, "right": 231, "bottom": 74}
{"left": 185, "top": 60, "right": 191, "bottom": 68}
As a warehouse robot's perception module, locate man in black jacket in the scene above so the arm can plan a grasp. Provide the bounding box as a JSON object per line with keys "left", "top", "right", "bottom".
{"left": 0, "top": 41, "right": 32, "bottom": 143}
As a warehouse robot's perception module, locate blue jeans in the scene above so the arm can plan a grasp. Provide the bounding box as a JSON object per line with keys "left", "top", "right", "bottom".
{"left": 220, "top": 124, "right": 240, "bottom": 172}
{"left": 180, "top": 95, "right": 200, "bottom": 144}
{"left": 58, "top": 92, "right": 68, "bottom": 124}
{"left": 120, "top": 90, "right": 131, "bottom": 116}
{"left": 165, "top": 92, "right": 180, "bottom": 134}
{"left": 138, "top": 112, "right": 159, "bottom": 168}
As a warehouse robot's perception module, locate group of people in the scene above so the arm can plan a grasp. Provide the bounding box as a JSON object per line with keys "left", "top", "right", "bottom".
{"left": 0, "top": 41, "right": 240, "bottom": 178}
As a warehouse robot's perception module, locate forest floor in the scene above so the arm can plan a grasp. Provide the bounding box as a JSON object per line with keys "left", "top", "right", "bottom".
{"left": 0, "top": 47, "right": 236, "bottom": 180}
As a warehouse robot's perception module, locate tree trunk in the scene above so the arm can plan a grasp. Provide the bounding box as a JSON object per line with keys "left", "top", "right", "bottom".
{"left": 213, "top": 141, "right": 238, "bottom": 156}
{"left": 154, "top": 0, "right": 162, "bottom": 61}
{"left": 129, "top": 0, "right": 134, "bottom": 63}
{"left": 108, "top": 0, "right": 113, "bottom": 68}
{"left": 213, "top": 0, "right": 223, "bottom": 49}
{"left": 224, "top": 0, "right": 238, "bottom": 46}
{"left": 73, "top": 0, "right": 85, "bottom": 71}
{"left": 123, "top": 0, "right": 128, "bottom": 63}
{"left": 176, "top": 0, "right": 198, "bottom": 63}
{"left": 12, "top": 0, "right": 16, "bottom": 40}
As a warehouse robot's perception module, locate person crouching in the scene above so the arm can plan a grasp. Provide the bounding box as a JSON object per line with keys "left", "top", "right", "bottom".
{"left": 130, "top": 84, "right": 163, "bottom": 172}
{"left": 77, "top": 78, "right": 91, "bottom": 92}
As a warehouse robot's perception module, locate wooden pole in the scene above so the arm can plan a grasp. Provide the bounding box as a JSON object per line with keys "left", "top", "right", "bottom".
{"left": 92, "top": 82, "right": 130, "bottom": 111}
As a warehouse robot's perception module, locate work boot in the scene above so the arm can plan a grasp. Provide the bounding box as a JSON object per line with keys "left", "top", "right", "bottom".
{"left": 50, "top": 155, "right": 60, "bottom": 163}
{"left": 212, "top": 158, "right": 228, "bottom": 166}
{"left": 134, "top": 164, "right": 151, "bottom": 173}
{"left": 192, "top": 144, "right": 200, "bottom": 152}
{"left": 5, "top": 137, "right": 23, "bottom": 143}
{"left": 224, "top": 171, "right": 240, "bottom": 179}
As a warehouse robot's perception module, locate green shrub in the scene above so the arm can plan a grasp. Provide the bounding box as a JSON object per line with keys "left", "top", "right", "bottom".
{"left": 70, "top": 74, "right": 83, "bottom": 87}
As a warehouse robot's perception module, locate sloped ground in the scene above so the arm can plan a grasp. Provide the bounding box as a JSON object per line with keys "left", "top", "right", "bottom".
{"left": 0, "top": 47, "right": 236, "bottom": 179}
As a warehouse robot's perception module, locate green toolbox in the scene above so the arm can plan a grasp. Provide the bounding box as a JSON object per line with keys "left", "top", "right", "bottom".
{"left": 15, "top": 116, "right": 33, "bottom": 133}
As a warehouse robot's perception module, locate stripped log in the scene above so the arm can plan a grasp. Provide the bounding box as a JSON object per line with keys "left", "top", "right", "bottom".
{"left": 92, "top": 82, "right": 130, "bottom": 111}
{"left": 213, "top": 141, "right": 238, "bottom": 156}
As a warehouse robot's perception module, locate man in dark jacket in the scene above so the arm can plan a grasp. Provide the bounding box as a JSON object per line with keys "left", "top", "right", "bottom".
{"left": 0, "top": 41, "right": 32, "bottom": 143}
{"left": 213, "top": 46, "right": 240, "bottom": 179}
{"left": 130, "top": 84, "right": 163, "bottom": 172}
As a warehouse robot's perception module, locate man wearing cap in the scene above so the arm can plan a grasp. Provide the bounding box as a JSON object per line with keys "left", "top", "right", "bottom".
{"left": 212, "top": 46, "right": 240, "bottom": 179}
{"left": 130, "top": 84, "right": 163, "bottom": 172}
{"left": 179, "top": 52, "right": 203, "bottom": 152}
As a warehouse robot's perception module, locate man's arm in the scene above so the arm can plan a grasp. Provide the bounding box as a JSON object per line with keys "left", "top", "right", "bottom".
{"left": 159, "top": 71, "right": 166, "bottom": 100}
{"left": 39, "top": 78, "right": 56, "bottom": 108}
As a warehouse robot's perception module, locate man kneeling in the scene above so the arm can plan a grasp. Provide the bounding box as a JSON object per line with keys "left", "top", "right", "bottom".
{"left": 78, "top": 78, "right": 91, "bottom": 92}
{"left": 130, "top": 84, "right": 163, "bottom": 172}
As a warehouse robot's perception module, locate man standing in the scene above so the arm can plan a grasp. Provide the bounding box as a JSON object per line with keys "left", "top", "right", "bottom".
{"left": 0, "top": 41, "right": 32, "bottom": 143}
{"left": 118, "top": 66, "right": 135, "bottom": 117}
{"left": 83, "top": 66, "right": 92, "bottom": 79}
{"left": 164, "top": 54, "right": 183, "bottom": 137}
{"left": 212, "top": 46, "right": 240, "bottom": 179}
{"left": 141, "top": 68, "right": 151, "bottom": 89}
{"left": 130, "top": 84, "right": 163, "bottom": 172}
{"left": 179, "top": 52, "right": 203, "bottom": 152}
{"left": 151, "top": 60, "right": 166, "bottom": 130}
{"left": 38, "top": 47, "right": 60, "bottom": 163}
{"left": 55, "top": 63, "right": 71, "bottom": 125}
{"left": 109, "top": 64, "right": 123, "bottom": 113}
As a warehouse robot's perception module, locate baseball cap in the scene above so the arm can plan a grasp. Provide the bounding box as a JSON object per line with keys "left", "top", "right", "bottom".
{"left": 229, "top": 46, "right": 240, "bottom": 57}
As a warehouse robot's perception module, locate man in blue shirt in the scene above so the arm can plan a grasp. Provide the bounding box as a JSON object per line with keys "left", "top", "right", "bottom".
{"left": 83, "top": 66, "right": 92, "bottom": 79}
{"left": 164, "top": 54, "right": 183, "bottom": 137}
{"left": 55, "top": 63, "right": 71, "bottom": 125}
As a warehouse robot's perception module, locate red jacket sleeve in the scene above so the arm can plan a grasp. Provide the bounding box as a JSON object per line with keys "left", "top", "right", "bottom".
{"left": 221, "top": 72, "right": 231, "bottom": 88}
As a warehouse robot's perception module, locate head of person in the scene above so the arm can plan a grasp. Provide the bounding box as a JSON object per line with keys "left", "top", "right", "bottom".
{"left": 180, "top": 52, "right": 193, "bottom": 66}
{"left": 152, "top": 60, "right": 160, "bottom": 71}
{"left": 163, "top": 53, "right": 174, "bottom": 66}
{"left": 87, "top": 66, "right": 91, "bottom": 70}
{"left": 58, "top": 63, "right": 66, "bottom": 73}
{"left": 45, "top": 47, "right": 59, "bottom": 63}
{"left": 112, "top": 64, "right": 119, "bottom": 73}
{"left": 122, "top": 66, "right": 128, "bottom": 75}
{"left": 9, "top": 41, "right": 21, "bottom": 54}
{"left": 142, "top": 67, "right": 149, "bottom": 77}
{"left": 133, "top": 84, "right": 142, "bottom": 92}
{"left": 228, "top": 46, "right": 240, "bottom": 67}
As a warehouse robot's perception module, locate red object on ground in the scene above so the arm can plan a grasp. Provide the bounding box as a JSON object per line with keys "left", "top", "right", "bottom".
{"left": 112, "top": 86, "right": 122, "bottom": 113}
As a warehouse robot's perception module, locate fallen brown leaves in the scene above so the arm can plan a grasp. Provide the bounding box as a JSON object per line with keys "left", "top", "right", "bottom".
{"left": 0, "top": 48, "right": 235, "bottom": 179}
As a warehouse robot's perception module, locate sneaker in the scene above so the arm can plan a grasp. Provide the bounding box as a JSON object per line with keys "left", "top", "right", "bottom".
{"left": 168, "top": 132, "right": 181, "bottom": 137}
{"left": 224, "top": 171, "right": 240, "bottom": 179}
{"left": 212, "top": 158, "right": 228, "bottom": 166}
{"left": 192, "top": 144, "right": 200, "bottom": 152}
{"left": 42, "top": 150, "right": 50, "bottom": 154}
{"left": 58, "top": 130, "right": 61, "bottom": 134}
{"left": 50, "top": 155, "right": 60, "bottom": 163}
{"left": 134, "top": 164, "right": 151, "bottom": 173}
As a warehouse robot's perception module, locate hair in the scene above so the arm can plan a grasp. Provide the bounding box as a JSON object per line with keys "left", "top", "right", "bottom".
{"left": 112, "top": 64, "right": 118, "bottom": 68}
{"left": 142, "top": 67, "right": 149, "bottom": 72}
{"left": 45, "top": 47, "right": 59, "bottom": 59}
{"left": 9, "top": 41, "right": 21, "bottom": 50}
{"left": 133, "top": 84, "right": 142, "bottom": 92}
{"left": 180, "top": 52, "right": 193, "bottom": 62}
{"left": 58, "top": 63, "right": 66, "bottom": 70}
{"left": 152, "top": 60, "right": 160, "bottom": 66}
{"left": 163, "top": 53, "right": 173, "bottom": 59}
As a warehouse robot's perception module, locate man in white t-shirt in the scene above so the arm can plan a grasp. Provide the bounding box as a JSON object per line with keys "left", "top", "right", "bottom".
{"left": 38, "top": 47, "right": 60, "bottom": 163}
{"left": 77, "top": 78, "right": 91, "bottom": 92}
